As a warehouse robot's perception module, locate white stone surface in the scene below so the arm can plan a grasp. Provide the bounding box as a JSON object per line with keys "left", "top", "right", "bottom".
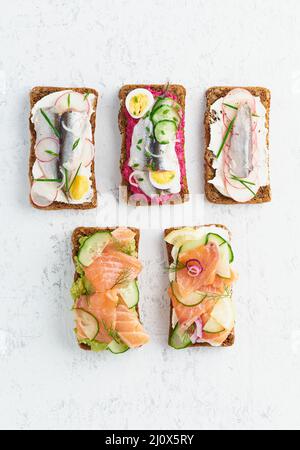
{"left": 0, "top": 0, "right": 299, "bottom": 431}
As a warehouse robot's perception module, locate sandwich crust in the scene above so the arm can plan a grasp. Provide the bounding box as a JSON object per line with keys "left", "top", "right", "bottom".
{"left": 29, "top": 86, "right": 99, "bottom": 210}
{"left": 204, "top": 86, "right": 271, "bottom": 204}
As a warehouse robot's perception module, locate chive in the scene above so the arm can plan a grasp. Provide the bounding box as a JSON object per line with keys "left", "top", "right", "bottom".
{"left": 137, "top": 139, "right": 143, "bottom": 145}
{"left": 68, "top": 94, "right": 71, "bottom": 108}
{"left": 216, "top": 118, "right": 235, "bottom": 159}
{"left": 34, "top": 178, "right": 61, "bottom": 182}
{"left": 146, "top": 127, "right": 151, "bottom": 133}
{"left": 72, "top": 138, "right": 80, "bottom": 151}
{"left": 138, "top": 178, "right": 144, "bottom": 182}
{"left": 231, "top": 175, "right": 256, "bottom": 186}
{"left": 45, "top": 150, "right": 59, "bottom": 157}
{"left": 223, "top": 103, "right": 259, "bottom": 118}
{"left": 133, "top": 163, "right": 140, "bottom": 168}
{"left": 163, "top": 109, "right": 169, "bottom": 115}
{"left": 40, "top": 109, "right": 60, "bottom": 138}
{"left": 136, "top": 145, "right": 142, "bottom": 151}
{"left": 68, "top": 163, "right": 82, "bottom": 192}
{"left": 232, "top": 177, "right": 256, "bottom": 196}
{"left": 83, "top": 92, "right": 90, "bottom": 101}
{"left": 161, "top": 130, "right": 166, "bottom": 135}
{"left": 145, "top": 151, "right": 151, "bottom": 158}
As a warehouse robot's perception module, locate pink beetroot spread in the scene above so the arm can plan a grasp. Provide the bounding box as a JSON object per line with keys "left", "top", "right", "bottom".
{"left": 122, "top": 87, "right": 186, "bottom": 205}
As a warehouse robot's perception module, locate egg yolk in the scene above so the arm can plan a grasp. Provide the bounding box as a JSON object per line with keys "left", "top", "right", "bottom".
{"left": 130, "top": 94, "right": 149, "bottom": 117}
{"left": 69, "top": 175, "right": 89, "bottom": 200}
{"left": 150, "top": 171, "right": 176, "bottom": 185}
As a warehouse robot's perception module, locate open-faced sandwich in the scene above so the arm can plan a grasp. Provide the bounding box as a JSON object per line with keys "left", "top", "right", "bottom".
{"left": 119, "top": 84, "right": 189, "bottom": 205}
{"left": 165, "top": 226, "right": 237, "bottom": 349}
{"left": 205, "top": 86, "right": 271, "bottom": 204}
{"left": 29, "top": 87, "right": 98, "bottom": 209}
{"left": 71, "top": 227, "right": 149, "bottom": 354}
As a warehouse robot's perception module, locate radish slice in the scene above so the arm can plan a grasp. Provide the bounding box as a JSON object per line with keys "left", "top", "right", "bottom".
{"left": 35, "top": 137, "right": 60, "bottom": 163}
{"left": 30, "top": 180, "right": 59, "bottom": 207}
{"left": 55, "top": 92, "right": 90, "bottom": 115}
{"left": 81, "top": 139, "right": 95, "bottom": 167}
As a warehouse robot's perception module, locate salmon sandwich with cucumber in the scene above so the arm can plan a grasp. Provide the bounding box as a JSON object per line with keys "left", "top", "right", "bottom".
{"left": 165, "top": 226, "right": 237, "bottom": 349}
{"left": 29, "top": 87, "right": 99, "bottom": 209}
{"left": 119, "top": 84, "right": 189, "bottom": 205}
{"left": 71, "top": 227, "right": 150, "bottom": 354}
{"left": 205, "top": 86, "right": 271, "bottom": 204}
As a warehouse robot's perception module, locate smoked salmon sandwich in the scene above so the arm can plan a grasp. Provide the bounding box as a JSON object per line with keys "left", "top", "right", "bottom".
{"left": 71, "top": 227, "right": 149, "bottom": 354}
{"left": 165, "top": 226, "right": 237, "bottom": 349}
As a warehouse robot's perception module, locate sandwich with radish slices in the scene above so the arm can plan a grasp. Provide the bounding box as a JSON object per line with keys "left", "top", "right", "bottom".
{"left": 29, "top": 87, "right": 98, "bottom": 209}
{"left": 205, "top": 86, "right": 271, "bottom": 204}
{"left": 165, "top": 226, "right": 237, "bottom": 349}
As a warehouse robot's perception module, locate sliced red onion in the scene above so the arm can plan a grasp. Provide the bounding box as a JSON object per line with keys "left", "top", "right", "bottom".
{"left": 186, "top": 259, "right": 203, "bottom": 278}
{"left": 129, "top": 172, "right": 139, "bottom": 188}
{"left": 190, "top": 319, "right": 203, "bottom": 344}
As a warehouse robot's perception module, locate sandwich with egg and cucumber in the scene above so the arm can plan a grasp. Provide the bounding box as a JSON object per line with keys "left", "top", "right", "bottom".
{"left": 71, "top": 227, "right": 149, "bottom": 354}
{"left": 205, "top": 86, "right": 271, "bottom": 204}
{"left": 119, "top": 84, "right": 189, "bottom": 205}
{"left": 165, "top": 226, "right": 237, "bottom": 349}
{"left": 29, "top": 86, "right": 98, "bottom": 209}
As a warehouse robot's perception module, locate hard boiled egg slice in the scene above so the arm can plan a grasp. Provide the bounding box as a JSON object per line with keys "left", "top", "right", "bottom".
{"left": 69, "top": 173, "right": 90, "bottom": 201}
{"left": 149, "top": 170, "right": 177, "bottom": 190}
{"left": 126, "top": 88, "right": 155, "bottom": 119}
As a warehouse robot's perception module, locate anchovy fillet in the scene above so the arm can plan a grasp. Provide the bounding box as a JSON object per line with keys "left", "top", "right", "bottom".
{"left": 229, "top": 104, "right": 253, "bottom": 178}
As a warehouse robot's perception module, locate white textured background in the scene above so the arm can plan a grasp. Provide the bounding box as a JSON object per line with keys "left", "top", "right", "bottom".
{"left": 0, "top": 0, "right": 299, "bottom": 431}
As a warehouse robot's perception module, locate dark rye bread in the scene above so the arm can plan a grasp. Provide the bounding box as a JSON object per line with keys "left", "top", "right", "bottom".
{"left": 204, "top": 86, "right": 271, "bottom": 204}
{"left": 72, "top": 227, "right": 140, "bottom": 351}
{"left": 164, "top": 226, "right": 235, "bottom": 348}
{"left": 118, "top": 84, "right": 189, "bottom": 206}
{"left": 29, "top": 86, "right": 99, "bottom": 210}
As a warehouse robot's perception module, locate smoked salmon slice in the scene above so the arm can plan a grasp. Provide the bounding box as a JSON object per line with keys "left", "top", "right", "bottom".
{"left": 201, "top": 271, "right": 237, "bottom": 295}
{"left": 85, "top": 250, "right": 142, "bottom": 293}
{"left": 176, "top": 242, "right": 219, "bottom": 297}
{"left": 170, "top": 288, "right": 217, "bottom": 331}
{"left": 76, "top": 290, "right": 119, "bottom": 343}
{"left": 115, "top": 304, "right": 150, "bottom": 348}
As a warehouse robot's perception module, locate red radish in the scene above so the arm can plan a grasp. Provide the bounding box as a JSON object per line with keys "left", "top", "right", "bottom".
{"left": 35, "top": 137, "right": 60, "bottom": 163}
{"left": 30, "top": 180, "right": 59, "bottom": 207}
{"left": 81, "top": 139, "right": 95, "bottom": 167}
{"left": 55, "top": 92, "right": 90, "bottom": 115}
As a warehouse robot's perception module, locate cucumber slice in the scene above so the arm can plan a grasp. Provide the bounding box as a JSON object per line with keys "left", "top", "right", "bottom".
{"left": 179, "top": 238, "right": 207, "bottom": 255}
{"left": 172, "top": 282, "right": 207, "bottom": 307}
{"left": 75, "top": 309, "right": 99, "bottom": 340}
{"left": 206, "top": 233, "right": 234, "bottom": 279}
{"left": 118, "top": 281, "right": 139, "bottom": 309}
{"left": 152, "top": 97, "right": 181, "bottom": 115}
{"left": 107, "top": 340, "right": 129, "bottom": 354}
{"left": 169, "top": 323, "right": 191, "bottom": 350}
{"left": 78, "top": 232, "right": 112, "bottom": 267}
{"left": 154, "top": 120, "right": 177, "bottom": 145}
{"left": 211, "top": 297, "right": 234, "bottom": 331}
{"left": 151, "top": 105, "right": 180, "bottom": 126}
{"left": 203, "top": 317, "right": 225, "bottom": 334}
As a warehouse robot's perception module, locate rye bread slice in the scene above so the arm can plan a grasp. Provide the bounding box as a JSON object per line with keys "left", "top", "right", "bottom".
{"left": 118, "top": 84, "right": 189, "bottom": 206}
{"left": 71, "top": 227, "right": 141, "bottom": 351}
{"left": 29, "top": 86, "right": 99, "bottom": 210}
{"left": 164, "top": 225, "right": 235, "bottom": 348}
{"left": 204, "top": 86, "right": 271, "bottom": 204}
